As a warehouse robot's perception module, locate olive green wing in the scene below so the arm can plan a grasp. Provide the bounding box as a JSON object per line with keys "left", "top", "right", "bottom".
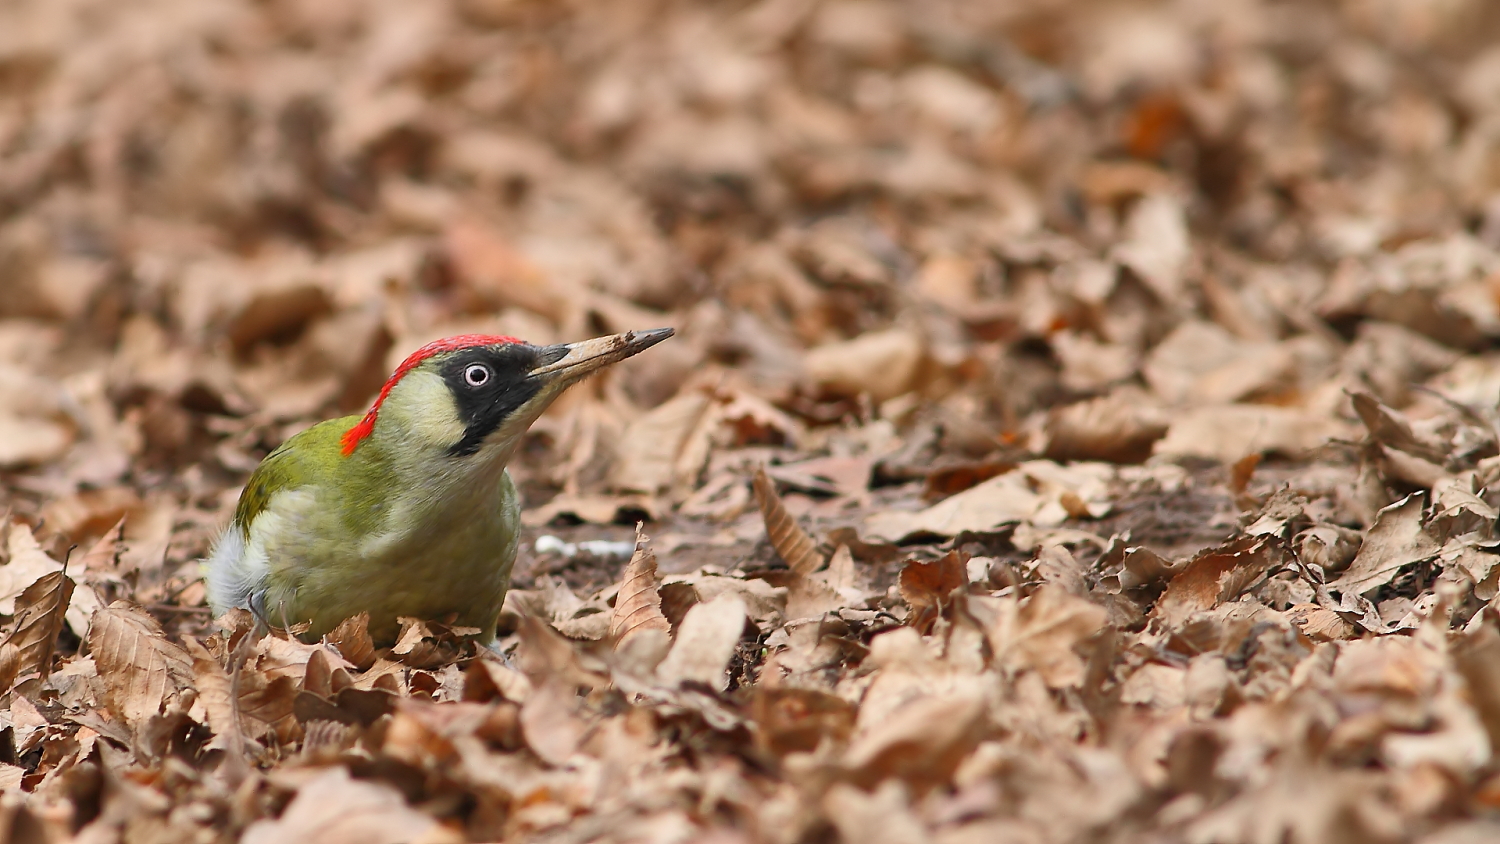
{"left": 234, "top": 417, "right": 360, "bottom": 539}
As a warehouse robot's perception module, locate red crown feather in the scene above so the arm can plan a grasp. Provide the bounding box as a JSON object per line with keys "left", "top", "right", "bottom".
{"left": 340, "top": 334, "right": 521, "bottom": 456}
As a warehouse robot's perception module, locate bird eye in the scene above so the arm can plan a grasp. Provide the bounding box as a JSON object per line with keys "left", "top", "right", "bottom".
{"left": 463, "top": 364, "right": 491, "bottom": 387}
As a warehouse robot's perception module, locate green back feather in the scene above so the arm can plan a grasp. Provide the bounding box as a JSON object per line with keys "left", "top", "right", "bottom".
{"left": 236, "top": 415, "right": 390, "bottom": 539}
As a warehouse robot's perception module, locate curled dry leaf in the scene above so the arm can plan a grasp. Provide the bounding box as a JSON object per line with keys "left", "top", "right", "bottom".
{"left": 1297, "top": 524, "right": 1363, "bottom": 573}
{"left": 87, "top": 601, "right": 195, "bottom": 730}
{"left": 464, "top": 657, "right": 533, "bottom": 704}
{"left": 1329, "top": 493, "right": 1442, "bottom": 597}
{"left": 183, "top": 635, "right": 259, "bottom": 773}
{"left": 609, "top": 524, "right": 672, "bottom": 650}
{"left": 898, "top": 551, "right": 967, "bottom": 611}
{"left": 391, "top": 618, "right": 480, "bottom": 669}
{"left": 326, "top": 613, "right": 378, "bottom": 671}
{"left": 1153, "top": 537, "right": 1278, "bottom": 627}
{"left": 987, "top": 586, "right": 1109, "bottom": 688}
{"left": 753, "top": 466, "right": 825, "bottom": 575}
{"left": 1350, "top": 391, "right": 1451, "bottom": 465}
{"left": 0, "top": 642, "right": 20, "bottom": 694}
{"left": 184, "top": 636, "right": 234, "bottom": 734}
{"left": 1288, "top": 604, "right": 1359, "bottom": 642}
{"left": 1098, "top": 538, "right": 1183, "bottom": 591}
{"left": 4, "top": 569, "right": 75, "bottom": 678}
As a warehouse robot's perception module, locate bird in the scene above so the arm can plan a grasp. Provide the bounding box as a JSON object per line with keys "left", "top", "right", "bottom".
{"left": 204, "top": 327, "right": 674, "bottom": 644}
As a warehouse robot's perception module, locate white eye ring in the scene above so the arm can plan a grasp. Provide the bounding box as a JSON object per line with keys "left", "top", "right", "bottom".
{"left": 464, "top": 364, "right": 491, "bottom": 387}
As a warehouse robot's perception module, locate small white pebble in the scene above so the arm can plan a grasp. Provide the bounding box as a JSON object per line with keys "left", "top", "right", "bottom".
{"left": 576, "top": 539, "right": 636, "bottom": 558}
{"left": 532, "top": 535, "right": 635, "bottom": 560}
{"left": 534, "top": 535, "right": 576, "bottom": 556}
{"left": 967, "top": 556, "right": 994, "bottom": 584}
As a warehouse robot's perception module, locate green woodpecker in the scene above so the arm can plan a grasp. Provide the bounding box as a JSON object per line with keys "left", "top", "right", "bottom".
{"left": 204, "top": 328, "right": 673, "bottom": 644}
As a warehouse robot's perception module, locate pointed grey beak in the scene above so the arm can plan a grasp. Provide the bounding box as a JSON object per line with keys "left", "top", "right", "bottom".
{"left": 529, "top": 328, "right": 674, "bottom": 383}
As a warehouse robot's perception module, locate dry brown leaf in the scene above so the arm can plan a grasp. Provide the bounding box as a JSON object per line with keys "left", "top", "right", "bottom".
{"left": 183, "top": 635, "right": 255, "bottom": 762}
{"left": 609, "top": 524, "right": 672, "bottom": 650}
{"left": 1112, "top": 193, "right": 1189, "bottom": 302}
{"left": 842, "top": 687, "right": 986, "bottom": 790}
{"left": 464, "top": 657, "right": 534, "bottom": 704}
{"left": 1154, "top": 404, "right": 1350, "bottom": 464}
{"left": 750, "top": 686, "right": 857, "bottom": 756}
{"left": 0, "top": 411, "right": 72, "bottom": 469}
{"left": 226, "top": 282, "right": 334, "bottom": 356}
{"left": 519, "top": 680, "right": 588, "bottom": 766}
{"left": 786, "top": 543, "right": 854, "bottom": 621}
{"left": 1153, "top": 537, "right": 1277, "bottom": 627}
{"left": 0, "top": 763, "right": 22, "bottom": 791}
{"left": 75, "top": 516, "right": 125, "bottom": 571}
{"left": 914, "top": 252, "right": 980, "bottom": 311}
{"left": 989, "top": 586, "right": 1110, "bottom": 688}
{"left": 242, "top": 767, "right": 458, "bottom": 844}
{"left": 922, "top": 459, "right": 1015, "bottom": 501}
{"left": 803, "top": 328, "right": 926, "bottom": 402}
{"left": 37, "top": 490, "right": 139, "bottom": 548}
{"left": 898, "top": 551, "right": 967, "bottom": 611}
{"left": 1229, "top": 453, "right": 1262, "bottom": 495}
{"left": 825, "top": 781, "right": 930, "bottom": 844}
{"left": 87, "top": 601, "right": 195, "bottom": 729}
{"left": 326, "top": 613, "right": 378, "bottom": 671}
{"left": 866, "top": 471, "right": 1039, "bottom": 542}
{"left": 1329, "top": 494, "right": 1441, "bottom": 596}
{"left": 4, "top": 569, "right": 75, "bottom": 678}
{"left": 1142, "top": 320, "right": 1294, "bottom": 405}
{"left": 753, "top": 466, "right": 825, "bottom": 576}
{"left": 656, "top": 593, "right": 747, "bottom": 690}
{"left": 1297, "top": 525, "right": 1363, "bottom": 573}
{"left": 520, "top": 491, "right": 663, "bottom": 526}
{"left": 1098, "top": 540, "right": 1184, "bottom": 591}
{"left": 1455, "top": 618, "right": 1500, "bottom": 753}
{"left": 443, "top": 218, "right": 572, "bottom": 322}
{"left": 0, "top": 522, "right": 62, "bottom": 614}
{"left": 1350, "top": 391, "right": 1451, "bottom": 465}
{"left": 608, "top": 391, "right": 716, "bottom": 497}
{"left": 1288, "top": 604, "right": 1360, "bottom": 642}
{"left": 0, "top": 643, "right": 20, "bottom": 694}
{"left": 870, "top": 460, "right": 1116, "bottom": 542}
{"left": 1041, "top": 391, "right": 1168, "bottom": 464}
{"left": 766, "top": 455, "right": 873, "bottom": 497}
{"left": 391, "top": 618, "right": 480, "bottom": 669}
{"left": 234, "top": 670, "right": 301, "bottom": 740}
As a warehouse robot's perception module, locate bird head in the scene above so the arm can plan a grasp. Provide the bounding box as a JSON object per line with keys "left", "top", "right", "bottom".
{"left": 339, "top": 328, "right": 674, "bottom": 465}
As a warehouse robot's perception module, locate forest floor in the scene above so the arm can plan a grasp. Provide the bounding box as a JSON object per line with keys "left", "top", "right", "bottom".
{"left": 7, "top": 0, "right": 1500, "bottom": 842}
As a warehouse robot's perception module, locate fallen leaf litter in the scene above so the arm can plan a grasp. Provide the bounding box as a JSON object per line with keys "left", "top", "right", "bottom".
{"left": 7, "top": 0, "right": 1500, "bottom": 842}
